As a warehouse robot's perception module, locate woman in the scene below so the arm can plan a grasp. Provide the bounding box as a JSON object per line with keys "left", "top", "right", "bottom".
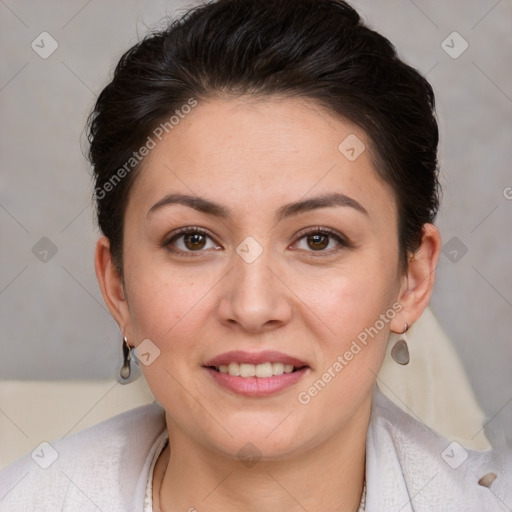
{"left": 0, "top": 0, "right": 510, "bottom": 510}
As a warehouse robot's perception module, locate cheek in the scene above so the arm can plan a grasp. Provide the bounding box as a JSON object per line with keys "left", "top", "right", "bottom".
{"left": 292, "top": 271, "right": 396, "bottom": 416}
{"left": 295, "top": 260, "right": 399, "bottom": 401}
{"left": 124, "top": 267, "right": 211, "bottom": 401}
{"left": 127, "top": 269, "right": 207, "bottom": 342}
{"left": 298, "top": 262, "right": 397, "bottom": 336}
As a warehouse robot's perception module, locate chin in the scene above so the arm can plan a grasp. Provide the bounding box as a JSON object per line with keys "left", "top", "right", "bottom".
{"left": 204, "top": 419, "right": 314, "bottom": 461}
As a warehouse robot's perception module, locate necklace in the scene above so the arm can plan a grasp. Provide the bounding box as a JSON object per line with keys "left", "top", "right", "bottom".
{"left": 357, "top": 481, "right": 367, "bottom": 512}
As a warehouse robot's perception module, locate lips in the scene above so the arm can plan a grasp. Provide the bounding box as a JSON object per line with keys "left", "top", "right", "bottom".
{"left": 202, "top": 350, "right": 310, "bottom": 397}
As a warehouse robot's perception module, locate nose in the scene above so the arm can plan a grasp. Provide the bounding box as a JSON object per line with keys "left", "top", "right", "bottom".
{"left": 217, "top": 244, "right": 293, "bottom": 334}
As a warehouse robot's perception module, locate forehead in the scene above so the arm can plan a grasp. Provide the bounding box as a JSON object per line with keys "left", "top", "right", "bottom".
{"left": 127, "top": 96, "right": 396, "bottom": 223}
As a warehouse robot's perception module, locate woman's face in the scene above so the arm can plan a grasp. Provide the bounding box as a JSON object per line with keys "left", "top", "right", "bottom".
{"left": 111, "top": 97, "right": 409, "bottom": 459}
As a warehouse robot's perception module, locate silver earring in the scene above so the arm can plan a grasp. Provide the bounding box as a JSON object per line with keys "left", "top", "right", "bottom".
{"left": 118, "top": 337, "right": 140, "bottom": 384}
{"left": 391, "top": 322, "right": 410, "bottom": 365}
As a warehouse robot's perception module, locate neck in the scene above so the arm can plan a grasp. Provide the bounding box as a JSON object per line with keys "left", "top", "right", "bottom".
{"left": 155, "top": 396, "right": 370, "bottom": 512}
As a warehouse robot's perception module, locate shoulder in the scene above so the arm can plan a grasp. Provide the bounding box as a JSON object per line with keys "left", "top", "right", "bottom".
{"left": 0, "top": 402, "right": 166, "bottom": 512}
{"left": 367, "top": 385, "right": 512, "bottom": 511}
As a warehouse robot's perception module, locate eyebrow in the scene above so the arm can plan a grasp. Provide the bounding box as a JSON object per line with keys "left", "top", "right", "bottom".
{"left": 147, "top": 192, "right": 368, "bottom": 221}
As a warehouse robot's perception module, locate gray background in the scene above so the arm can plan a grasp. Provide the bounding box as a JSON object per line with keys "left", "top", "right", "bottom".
{"left": 0, "top": 0, "right": 511, "bottom": 417}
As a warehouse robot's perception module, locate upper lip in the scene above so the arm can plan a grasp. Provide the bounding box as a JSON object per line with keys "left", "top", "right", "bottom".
{"left": 203, "top": 350, "right": 309, "bottom": 368}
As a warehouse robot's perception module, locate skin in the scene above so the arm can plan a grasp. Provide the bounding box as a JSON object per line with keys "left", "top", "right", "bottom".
{"left": 95, "top": 96, "right": 441, "bottom": 512}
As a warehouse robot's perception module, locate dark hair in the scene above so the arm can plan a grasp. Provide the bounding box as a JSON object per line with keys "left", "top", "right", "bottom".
{"left": 87, "top": 0, "right": 440, "bottom": 273}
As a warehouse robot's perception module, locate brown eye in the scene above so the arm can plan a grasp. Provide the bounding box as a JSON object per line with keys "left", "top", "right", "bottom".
{"left": 293, "top": 227, "right": 349, "bottom": 255}
{"left": 307, "top": 233, "right": 329, "bottom": 251}
{"left": 183, "top": 232, "right": 207, "bottom": 250}
{"left": 165, "top": 227, "right": 220, "bottom": 255}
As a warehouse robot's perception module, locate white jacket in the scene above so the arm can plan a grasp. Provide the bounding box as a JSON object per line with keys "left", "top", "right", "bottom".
{"left": 0, "top": 385, "right": 510, "bottom": 511}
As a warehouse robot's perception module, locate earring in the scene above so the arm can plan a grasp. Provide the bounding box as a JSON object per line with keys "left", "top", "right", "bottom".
{"left": 391, "top": 322, "right": 410, "bottom": 365}
{"left": 118, "top": 336, "right": 140, "bottom": 384}
{"left": 120, "top": 337, "right": 131, "bottom": 380}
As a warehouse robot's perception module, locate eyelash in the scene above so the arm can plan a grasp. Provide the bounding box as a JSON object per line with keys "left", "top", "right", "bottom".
{"left": 163, "top": 226, "right": 351, "bottom": 257}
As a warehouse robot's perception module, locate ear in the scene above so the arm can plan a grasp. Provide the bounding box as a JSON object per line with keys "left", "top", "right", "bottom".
{"left": 390, "top": 223, "right": 442, "bottom": 333}
{"left": 94, "top": 236, "right": 132, "bottom": 339}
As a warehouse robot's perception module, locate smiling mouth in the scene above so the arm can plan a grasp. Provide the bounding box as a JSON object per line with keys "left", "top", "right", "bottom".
{"left": 207, "top": 362, "right": 308, "bottom": 378}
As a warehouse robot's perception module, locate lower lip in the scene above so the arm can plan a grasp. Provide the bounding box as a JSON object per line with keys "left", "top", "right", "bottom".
{"left": 204, "top": 367, "right": 309, "bottom": 397}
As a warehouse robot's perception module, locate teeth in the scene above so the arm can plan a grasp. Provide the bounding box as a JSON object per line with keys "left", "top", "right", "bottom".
{"left": 240, "top": 363, "right": 256, "bottom": 377}
{"left": 228, "top": 362, "right": 240, "bottom": 376}
{"left": 255, "top": 362, "right": 272, "bottom": 378}
{"left": 273, "top": 362, "right": 284, "bottom": 375}
{"left": 216, "top": 362, "right": 298, "bottom": 377}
